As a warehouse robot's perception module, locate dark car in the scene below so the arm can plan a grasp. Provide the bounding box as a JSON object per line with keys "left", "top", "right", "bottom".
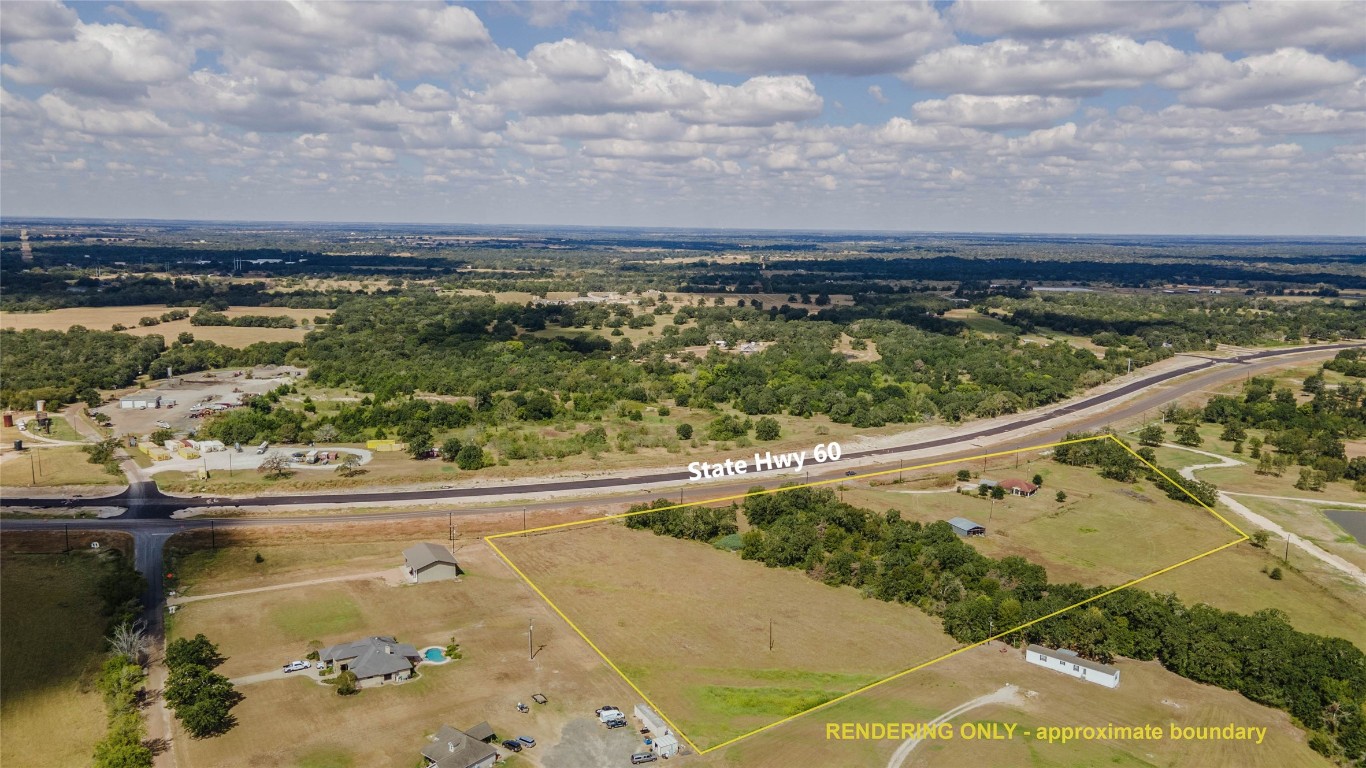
{"left": 595, "top": 705, "right": 620, "bottom": 715}
{"left": 501, "top": 739, "right": 523, "bottom": 753}
{"left": 845, "top": 470, "right": 857, "bottom": 476}
{"left": 606, "top": 718, "right": 629, "bottom": 729}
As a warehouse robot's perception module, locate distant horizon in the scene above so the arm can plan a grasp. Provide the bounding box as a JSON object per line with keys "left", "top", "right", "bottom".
{"left": 3, "top": 3, "right": 1364, "bottom": 237}
{"left": 4, "top": 215, "right": 1364, "bottom": 242}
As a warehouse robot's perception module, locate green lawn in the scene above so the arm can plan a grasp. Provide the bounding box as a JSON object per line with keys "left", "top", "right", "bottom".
{"left": 0, "top": 552, "right": 110, "bottom": 768}
{"left": 269, "top": 592, "right": 365, "bottom": 640}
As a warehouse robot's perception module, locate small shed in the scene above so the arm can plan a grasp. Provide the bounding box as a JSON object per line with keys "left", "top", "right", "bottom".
{"left": 652, "top": 733, "right": 680, "bottom": 758}
{"left": 404, "top": 542, "right": 461, "bottom": 583}
{"left": 947, "top": 517, "right": 986, "bottom": 537}
{"left": 1025, "top": 644, "right": 1120, "bottom": 688}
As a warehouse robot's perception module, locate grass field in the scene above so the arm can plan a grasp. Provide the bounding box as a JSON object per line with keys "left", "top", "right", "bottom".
{"left": 0, "top": 552, "right": 111, "bottom": 768}
{"left": 0, "top": 444, "right": 118, "bottom": 487}
{"left": 495, "top": 523, "right": 961, "bottom": 750}
{"left": 705, "top": 642, "right": 1330, "bottom": 767}
{"left": 843, "top": 460, "right": 1241, "bottom": 588}
{"left": 943, "top": 308, "right": 1017, "bottom": 336}
{"left": 0, "top": 305, "right": 330, "bottom": 345}
{"left": 1143, "top": 536, "right": 1366, "bottom": 649}
{"left": 167, "top": 541, "right": 640, "bottom": 768}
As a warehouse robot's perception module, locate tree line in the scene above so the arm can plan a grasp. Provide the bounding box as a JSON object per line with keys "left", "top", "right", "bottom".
{"left": 628, "top": 480, "right": 1365, "bottom": 762}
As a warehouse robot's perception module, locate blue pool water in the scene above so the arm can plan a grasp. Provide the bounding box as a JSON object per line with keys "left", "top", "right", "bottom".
{"left": 423, "top": 647, "right": 446, "bottom": 662}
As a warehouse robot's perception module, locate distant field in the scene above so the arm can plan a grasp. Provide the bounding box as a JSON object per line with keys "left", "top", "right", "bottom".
{"left": 0, "top": 553, "right": 109, "bottom": 768}
{"left": 1, "top": 305, "right": 331, "bottom": 345}
{"left": 496, "top": 523, "right": 961, "bottom": 750}
{"left": 943, "top": 308, "right": 1016, "bottom": 336}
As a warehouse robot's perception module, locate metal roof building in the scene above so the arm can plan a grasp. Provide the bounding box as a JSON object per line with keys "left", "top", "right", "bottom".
{"left": 947, "top": 517, "right": 986, "bottom": 537}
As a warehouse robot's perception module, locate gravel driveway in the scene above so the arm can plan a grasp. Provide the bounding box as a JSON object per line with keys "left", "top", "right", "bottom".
{"left": 542, "top": 716, "right": 645, "bottom": 768}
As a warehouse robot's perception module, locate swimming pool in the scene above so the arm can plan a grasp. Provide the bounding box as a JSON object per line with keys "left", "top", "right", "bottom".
{"left": 423, "top": 647, "right": 447, "bottom": 663}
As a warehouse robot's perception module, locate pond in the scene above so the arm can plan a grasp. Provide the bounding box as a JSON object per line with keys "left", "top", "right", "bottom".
{"left": 1324, "top": 509, "right": 1366, "bottom": 545}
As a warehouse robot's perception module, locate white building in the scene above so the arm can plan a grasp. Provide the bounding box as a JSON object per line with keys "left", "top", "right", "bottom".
{"left": 1025, "top": 645, "right": 1120, "bottom": 688}
{"left": 633, "top": 704, "right": 680, "bottom": 757}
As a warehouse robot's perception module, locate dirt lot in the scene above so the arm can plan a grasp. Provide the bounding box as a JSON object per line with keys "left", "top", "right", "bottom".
{"left": 496, "top": 523, "right": 959, "bottom": 751}
{"left": 0, "top": 305, "right": 330, "bottom": 345}
{"left": 93, "top": 366, "right": 304, "bottom": 438}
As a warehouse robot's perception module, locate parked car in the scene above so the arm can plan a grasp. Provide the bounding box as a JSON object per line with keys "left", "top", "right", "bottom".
{"left": 606, "top": 718, "right": 629, "bottom": 729}
{"left": 631, "top": 753, "right": 658, "bottom": 764}
{"left": 845, "top": 470, "right": 857, "bottom": 476}
{"left": 155, "top": 421, "right": 171, "bottom": 429}
{"left": 315, "top": 661, "right": 327, "bottom": 670}
{"left": 517, "top": 736, "right": 536, "bottom": 748}
{"left": 500, "top": 740, "right": 523, "bottom": 753}
{"left": 595, "top": 705, "right": 620, "bottom": 715}
{"left": 282, "top": 660, "right": 309, "bottom": 673}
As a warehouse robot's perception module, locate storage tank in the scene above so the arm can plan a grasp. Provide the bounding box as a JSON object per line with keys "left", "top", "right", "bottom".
{"left": 2, "top": 413, "right": 13, "bottom": 428}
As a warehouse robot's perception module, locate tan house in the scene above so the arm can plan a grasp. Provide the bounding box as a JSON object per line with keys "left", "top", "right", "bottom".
{"left": 404, "top": 542, "right": 461, "bottom": 583}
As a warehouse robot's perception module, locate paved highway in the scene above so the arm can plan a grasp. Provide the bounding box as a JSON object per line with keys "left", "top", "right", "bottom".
{"left": 2, "top": 340, "right": 1358, "bottom": 632}
{"left": 2, "top": 340, "right": 1358, "bottom": 521}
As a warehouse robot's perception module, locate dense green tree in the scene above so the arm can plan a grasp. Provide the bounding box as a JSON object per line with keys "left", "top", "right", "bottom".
{"left": 1174, "top": 423, "right": 1203, "bottom": 446}
{"left": 1137, "top": 424, "right": 1165, "bottom": 446}
{"left": 754, "top": 417, "right": 781, "bottom": 441}
{"left": 455, "top": 444, "right": 486, "bottom": 470}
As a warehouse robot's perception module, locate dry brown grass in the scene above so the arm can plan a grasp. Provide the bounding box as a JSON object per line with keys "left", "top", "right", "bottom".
{"left": 1, "top": 305, "right": 331, "bottom": 345}
{"left": 705, "top": 642, "right": 1330, "bottom": 768}
{"left": 168, "top": 540, "right": 639, "bottom": 768}
{"left": 495, "top": 523, "right": 959, "bottom": 750}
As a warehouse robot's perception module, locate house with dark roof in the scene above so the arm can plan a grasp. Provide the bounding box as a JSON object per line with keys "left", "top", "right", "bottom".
{"left": 420, "top": 725, "right": 498, "bottom": 768}
{"left": 404, "top": 542, "right": 462, "bottom": 583}
{"left": 318, "top": 636, "right": 421, "bottom": 684}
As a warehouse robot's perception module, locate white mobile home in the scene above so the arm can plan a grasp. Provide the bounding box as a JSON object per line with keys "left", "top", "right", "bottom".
{"left": 1025, "top": 644, "right": 1120, "bottom": 688}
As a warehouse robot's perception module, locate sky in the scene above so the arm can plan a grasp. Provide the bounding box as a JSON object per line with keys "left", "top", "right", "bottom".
{"left": 1, "top": 1, "right": 1364, "bottom": 235}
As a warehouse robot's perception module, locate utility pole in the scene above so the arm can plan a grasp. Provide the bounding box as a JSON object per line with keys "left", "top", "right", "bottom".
{"left": 64, "top": 523, "right": 69, "bottom": 552}
{"left": 449, "top": 512, "right": 454, "bottom": 544}
{"left": 29, "top": 450, "right": 35, "bottom": 484}
{"left": 210, "top": 519, "right": 216, "bottom": 550}
{"left": 528, "top": 619, "right": 534, "bottom": 661}
{"left": 522, "top": 506, "right": 527, "bottom": 538}
{"left": 1284, "top": 533, "right": 1291, "bottom": 565}
{"left": 898, "top": 459, "right": 903, "bottom": 483}
{"left": 769, "top": 619, "right": 773, "bottom": 651}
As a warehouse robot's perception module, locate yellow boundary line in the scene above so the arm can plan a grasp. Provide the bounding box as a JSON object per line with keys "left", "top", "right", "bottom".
{"left": 484, "top": 434, "right": 1247, "bottom": 755}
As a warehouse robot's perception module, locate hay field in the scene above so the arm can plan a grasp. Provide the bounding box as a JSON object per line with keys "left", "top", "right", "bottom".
{"left": 1, "top": 305, "right": 331, "bottom": 345}
{"left": 495, "top": 523, "right": 959, "bottom": 750}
